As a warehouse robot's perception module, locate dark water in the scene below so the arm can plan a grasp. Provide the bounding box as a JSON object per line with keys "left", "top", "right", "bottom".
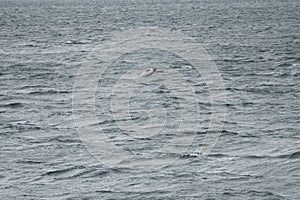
{"left": 1, "top": 0, "right": 299, "bottom": 199}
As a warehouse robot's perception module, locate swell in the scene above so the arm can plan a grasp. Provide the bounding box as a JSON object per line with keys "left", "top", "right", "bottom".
{"left": 242, "top": 151, "right": 300, "bottom": 160}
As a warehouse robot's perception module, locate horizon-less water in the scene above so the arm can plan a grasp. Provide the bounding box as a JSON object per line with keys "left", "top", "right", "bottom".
{"left": 1, "top": 0, "right": 299, "bottom": 199}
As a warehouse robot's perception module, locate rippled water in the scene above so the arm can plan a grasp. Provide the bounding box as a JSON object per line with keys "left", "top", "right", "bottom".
{"left": 1, "top": 0, "right": 299, "bottom": 199}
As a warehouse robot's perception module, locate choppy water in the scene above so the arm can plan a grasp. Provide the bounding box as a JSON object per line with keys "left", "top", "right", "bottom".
{"left": 1, "top": 0, "right": 299, "bottom": 199}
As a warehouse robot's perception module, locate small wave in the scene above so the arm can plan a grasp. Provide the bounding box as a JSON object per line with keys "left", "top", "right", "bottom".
{"left": 246, "top": 190, "right": 284, "bottom": 198}
{"left": 223, "top": 120, "right": 238, "bottom": 125}
{"left": 54, "top": 169, "right": 108, "bottom": 180}
{"left": 65, "top": 40, "right": 89, "bottom": 45}
{"left": 20, "top": 85, "right": 46, "bottom": 89}
{"left": 181, "top": 153, "right": 200, "bottom": 158}
{"left": 42, "top": 168, "right": 77, "bottom": 176}
{"left": 243, "top": 151, "right": 300, "bottom": 160}
{"left": 258, "top": 82, "right": 282, "bottom": 87}
{"left": 277, "top": 151, "right": 300, "bottom": 159}
{"left": 5, "top": 121, "right": 42, "bottom": 131}
{"left": 47, "top": 136, "right": 81, "bottom": 144}
{"left": 28, "top": 72, "right": 58, "bottom": 79}
{"left": 289, "top": 151, "right": 300, "bottom": 159}
{"left": 244, "top": 155, "right": 270, "bottom": 159}
{"left": 277, "top": 63, "right": 292, "bottom": 67}
{"left": 42, "top": 168, "right": 101, "bottom": 184}
{"left": 16, "top": 160, "right": 45, "bottom": 164}
{"left": 208, "top": 153, "right": 229, "bottom": 158}
{"left": 28, "top": 90, "right": 71, "bottom": 95}
{"left": 221, "top": 130, "right": 239, "bottom": 136}
{"left": 0, "top": 102, "right": 23, "bottom": 108}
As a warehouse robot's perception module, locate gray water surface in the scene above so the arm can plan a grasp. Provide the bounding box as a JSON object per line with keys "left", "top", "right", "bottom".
{"left": 1, "top": 0, "right": 299, "bottom": 199}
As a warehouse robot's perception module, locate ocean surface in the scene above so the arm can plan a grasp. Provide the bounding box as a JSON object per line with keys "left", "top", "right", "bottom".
{"left": 1, "top": 0, "right": 299, "bottom": 199}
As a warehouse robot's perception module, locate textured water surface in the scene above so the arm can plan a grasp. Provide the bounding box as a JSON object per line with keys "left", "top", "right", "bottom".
{"left": 0, "top": 0, "right": 299, "bottom": 199}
